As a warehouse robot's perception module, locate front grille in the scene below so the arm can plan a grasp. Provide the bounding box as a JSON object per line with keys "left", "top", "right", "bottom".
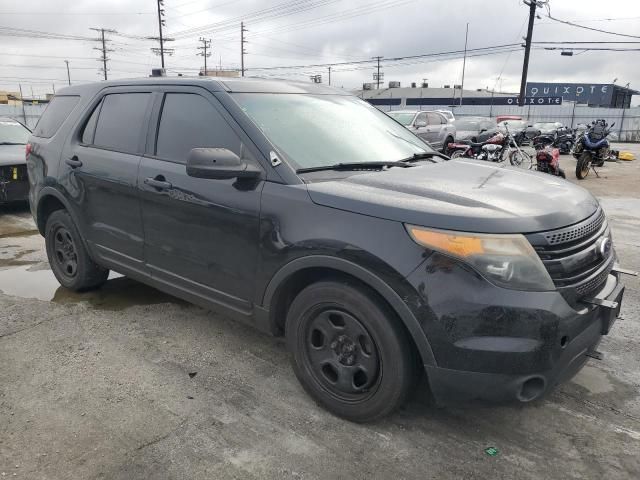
{"left": 0, "top": 164, "right": 28, "bottom": 181}
{"left": 527, "top": 208, "right": 614, "bottom": 301}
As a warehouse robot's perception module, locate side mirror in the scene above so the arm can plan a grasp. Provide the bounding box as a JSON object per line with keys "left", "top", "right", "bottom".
{"left": 186, "top": 148, "right": 261, "bottom": 180}
{"left": 414, "top": 119, "right": 427, "bottom": 128}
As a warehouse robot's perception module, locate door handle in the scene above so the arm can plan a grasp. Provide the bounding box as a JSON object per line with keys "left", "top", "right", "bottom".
{"left": 66, "top": 156, "right": 83, "bottom": 168}
{"left": 144, "top": 176, "right": 172, "bottom": 190}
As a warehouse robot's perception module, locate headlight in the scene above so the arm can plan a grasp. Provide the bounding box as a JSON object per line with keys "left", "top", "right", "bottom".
{"left": 406, "top": 225, "right": 555, "bottom": 291}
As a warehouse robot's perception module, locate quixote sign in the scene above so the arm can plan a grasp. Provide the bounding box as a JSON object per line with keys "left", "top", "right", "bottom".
{"left": 503, "top": 96, "right": 563, "bottom": 105}
{"left": 526, "top": 82, "right": 614, "bottom": 105}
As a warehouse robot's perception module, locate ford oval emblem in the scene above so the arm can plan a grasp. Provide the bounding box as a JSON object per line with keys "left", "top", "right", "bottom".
{"left": 597, "top": 237, "right": 612, "bottom": 259}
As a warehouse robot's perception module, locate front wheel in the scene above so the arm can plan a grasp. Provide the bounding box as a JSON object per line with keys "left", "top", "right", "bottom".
{"left": 576, "top": 152, "right": 591, "bottom": 179}
{"left": 286, "top": 281, "right": 416, "bottom": 422}
{"left": 449, "top": 149, "right": 467, "bottom": 159}
{"left": 509, "top": 149, "right": 531, "bottom": 168}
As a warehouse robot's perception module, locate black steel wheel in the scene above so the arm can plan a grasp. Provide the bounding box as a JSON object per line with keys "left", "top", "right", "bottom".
{"left": 286, "top": 281, "right": 416, "bottom": 422}
{"left": 576, "top": 152, "right": 591, "bottom": 180}
{"left": 45, "top": 210, "right": 109, "bottom": 291}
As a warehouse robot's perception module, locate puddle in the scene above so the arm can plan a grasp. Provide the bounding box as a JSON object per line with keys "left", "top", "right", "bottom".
{"left": 571, "top": 365, "right": 614, "bottom": 394}
{"left": 0, "top": 265, "right": 181, "bottom": 311}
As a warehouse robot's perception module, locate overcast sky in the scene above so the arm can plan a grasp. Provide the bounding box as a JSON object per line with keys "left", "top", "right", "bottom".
{"left": 1, "top": 0, "right": 638, "bottom": 103}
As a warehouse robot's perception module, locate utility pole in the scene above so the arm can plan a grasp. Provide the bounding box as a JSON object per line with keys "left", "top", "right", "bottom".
{"left": 198, "top": 37, "right": 212, "bottom": 76}
{"left": 372, "top": 56, "right": 383, "bottom": 89}
{"left": 241, "top": 22, "right": 248, "bottom": 76}
{"left": 619, "top": 82, "right": 630, "bottom": 138}
{"left": 64, "top": 60, "right": 71, "bottom": 85}
{"left": 460, "top": 23, "right": 469, "bottom": 106}
{"left": 328, "top": 66, "right": 332, "bottom": 86}
{"left": 156, "top": 0, "right": 166, "bottom": 69}
{"left": 18, "top": 84, "right": 27, "bottom": 125}
{"left": 90, "top": 28, "right": 115, "bottom": 80}
{"left": 519, "top": 0, "right": 540, "bottom": 106}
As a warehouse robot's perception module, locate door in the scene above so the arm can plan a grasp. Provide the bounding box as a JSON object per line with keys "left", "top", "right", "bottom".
{"left": 425, "top": 112, "right": 444, "bottom": 147}
{"left": 411, "top": 112, "right": 430, "bottom": 143}
{"left": 138, "top": 90, "right": 264, "bottom": 314}
{"left": 61, "top": 90, "right": 152, "bottom": 273}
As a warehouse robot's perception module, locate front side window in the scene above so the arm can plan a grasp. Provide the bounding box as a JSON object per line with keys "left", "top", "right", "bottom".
{"left": 155, "top": 93, "right": 240, "bottom": 163}
{"left": 387, "top": 112, "right": 415, "bottom": 126}
{"left": 0, "top": 119, "right": 30, "bottom": 145}
{"left": 426, "top": 112, "right": 442, "bottom": 125}
{"left": 233, "top": 93, "right": 432, "bottom": 170}
{"left": 33, "top": 95, "right": 80, "bottom": 138}
{"left": 93, "top": 93, "right": 151, "bottom": 154}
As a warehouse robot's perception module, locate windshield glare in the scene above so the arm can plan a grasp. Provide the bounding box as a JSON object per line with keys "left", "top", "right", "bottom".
{"left": 233, "top": 93, "right": 433, "bottom": 169}
{"left": 0, "top": 119, "right": 30, "bottom": 144}
{"left": 387, "top": 112, "right": 416, "bottom": 126}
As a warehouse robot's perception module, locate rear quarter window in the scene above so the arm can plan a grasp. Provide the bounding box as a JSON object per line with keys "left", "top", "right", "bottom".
{"left": 32, "top": 95, "right": 80, "bottom": 138}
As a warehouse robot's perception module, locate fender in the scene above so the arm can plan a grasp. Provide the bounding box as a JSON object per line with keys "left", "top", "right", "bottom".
{"left": 261, "top": 255, "right": 437, "bottom": 366}
{"left": 35, "top": 186, "right": 87, "bottom": 241}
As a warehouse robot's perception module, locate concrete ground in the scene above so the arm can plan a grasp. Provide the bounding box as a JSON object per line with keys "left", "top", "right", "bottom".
{"left": 1, "top": 145, "right": 639, "bottom": 479}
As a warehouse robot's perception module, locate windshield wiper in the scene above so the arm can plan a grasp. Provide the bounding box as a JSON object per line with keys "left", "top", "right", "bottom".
{"left": 399, "top": 151, "right": 448, "bottom": 163}
{"left": 296, "top": 161, "right": 412, "bottom": 174}
{"left": 0, "top": 142, "right": 25, "bottom": 146}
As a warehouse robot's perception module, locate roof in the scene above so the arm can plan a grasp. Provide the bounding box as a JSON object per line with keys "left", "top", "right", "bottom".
{"left": 54, "top": 76, "right": 350, "bottom": 96}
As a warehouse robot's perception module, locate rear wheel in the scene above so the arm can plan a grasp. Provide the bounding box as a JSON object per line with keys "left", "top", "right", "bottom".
{"left": 576, "top": 152, "right": 591, "bottom": 180}
{"left": 286, "top": 281, "right": 416, "bottom": 422}
{"left": 45, "top": 210, "right": 109, "bottom": 291}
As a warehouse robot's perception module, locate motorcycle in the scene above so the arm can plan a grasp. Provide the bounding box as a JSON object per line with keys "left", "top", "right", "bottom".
{"left": 532, "top": 136, "right": 566, "bottom": 178}
{"left": 448, "top": 123, "right": 531, "bottom": 166}
{"left": 532, "top": 127, "right": 574, "bottom": 155}
{"left": 573, "top": 119, "right": 615, "bottom": 179}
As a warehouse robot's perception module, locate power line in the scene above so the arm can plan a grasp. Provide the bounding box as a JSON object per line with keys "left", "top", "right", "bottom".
{"left": 544, "top": 4, "right": 640, "bottom": 39}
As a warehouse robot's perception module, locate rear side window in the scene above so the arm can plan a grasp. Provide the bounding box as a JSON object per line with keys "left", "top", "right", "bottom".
{"left": 33, "top": 95, "right": 80, "bottom": 138}
{"left": 155, "top": 93, "right": 240, "bottom": 163}
{"left": 81, "top": 100, "right": 102, "bottom": 145}
{"left": 93, "top": 93, "right": 151, "bottom": 154}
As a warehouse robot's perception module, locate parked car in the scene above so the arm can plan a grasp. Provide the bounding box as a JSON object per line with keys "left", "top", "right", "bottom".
{"left": 435, "top": 109, "right": 455, "bottom": 122}
{"left": 28, "top": 78, "right": 629, "bottom": 422}
{"left": 533, "top": 122, "right": 564, "bottom": 135}
{"left": 0, "top": 116, "right": 31, "bottom": 204}
{"left": 495, "top": 115, "right": 522, "bottom": 124}
{"left": 452, "top": 117, "right": 497, "bottom": 142}
{"left": 387, "top": 110, "right": 456, "bottom": 152}
{"left": 496, "top": 120, "right": 539, "bottom": 146}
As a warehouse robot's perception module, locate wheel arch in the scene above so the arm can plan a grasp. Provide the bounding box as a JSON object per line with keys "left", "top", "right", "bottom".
{"left": 261, "top": 255, "right": 437, "bottom": 366}
{"left": 36, "top": 187, "right": 82, "bottom": 237}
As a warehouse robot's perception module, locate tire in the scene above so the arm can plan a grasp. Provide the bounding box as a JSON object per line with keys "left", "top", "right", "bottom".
{"left": 575, "top": 152, "right": 591, "bottom": 180}
{"left": 286, "top": 280, "right": 416, "bottom": 422}
{"left": 442, "top": 136, "right": 454, "bottom": 156}
{"left": 509, "top": 149, "right": 531, "bottom": 168}
{"left": 45, "top": 210, "right": 109, "bottom": 291}
{"left": 558, "top": 168, "right": 566, "bottom": 179}
{"left": 450, "top": 149, "right": 467, "bottom": 159}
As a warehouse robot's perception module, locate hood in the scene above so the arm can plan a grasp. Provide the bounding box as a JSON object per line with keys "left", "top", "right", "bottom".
{"left": 0, "top": 144, "right": 26, "bottom": 167}
{"left": 305, "top": 160, "right": 599, "bottom": 234}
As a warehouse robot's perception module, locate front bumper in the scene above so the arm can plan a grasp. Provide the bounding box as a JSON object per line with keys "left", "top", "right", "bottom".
{"left": 404, "top": 252, "right": 627, "bottom": 405}
{"left": 1, "top": 165, "right": 29, "bottom": 203}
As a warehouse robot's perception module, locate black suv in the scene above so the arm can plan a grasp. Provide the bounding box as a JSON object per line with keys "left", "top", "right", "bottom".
{"left": 27, "top": 78, "right": 628, "bottom": 422}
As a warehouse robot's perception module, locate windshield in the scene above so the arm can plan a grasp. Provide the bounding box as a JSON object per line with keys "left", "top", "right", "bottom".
{"left": 387, "top": 112, "right": 416, "bottom": 126}
{"left": 0, "top": 119, "right": 30, "bottom": 144}
{"left": 233, "top": 93, "right": 433, "bottom": 169}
